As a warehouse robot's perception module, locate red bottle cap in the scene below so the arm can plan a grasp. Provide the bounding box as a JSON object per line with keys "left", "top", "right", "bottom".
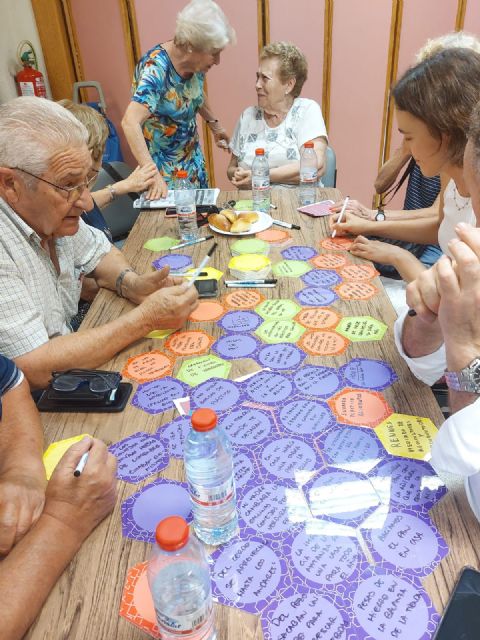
{"left": 155, "top": 516, "right": 190, "bottom": 551}
{"left": 191, "top": 408, "right": 217, "bottom": 432}
{"left": 176, "top": 170, "right": 188, "bottom": 178}
{"left": 255, "top": 148, "right": 265, "bottom": 156}
{"left": 304, "top": 141, "right": 314, "bottom": 148}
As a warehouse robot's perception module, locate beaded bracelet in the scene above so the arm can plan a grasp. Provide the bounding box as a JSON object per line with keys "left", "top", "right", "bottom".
{"left": 115, "top": 268, "right": 135, "bottom": 298}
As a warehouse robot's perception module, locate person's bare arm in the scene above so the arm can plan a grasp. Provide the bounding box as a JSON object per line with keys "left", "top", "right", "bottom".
{"left": 0, "top": 378, "right": 46, "bottom": 556}
{"left": 374, "top": 143, "right": 411, "bottom": 194}
{"left": 121, "top": 101, "right": 167, "bottom": 200}
{"left": 0, "top": 437, "right": 116, "bottom": 640}
{"left": 198, "top": 96, "right": 229, "bottom": 150}
{"left": 91, "top": 164, "right": 157, "bottom": 209}
{"left": 227, "top": 154, "right": 239, "bottom": 182}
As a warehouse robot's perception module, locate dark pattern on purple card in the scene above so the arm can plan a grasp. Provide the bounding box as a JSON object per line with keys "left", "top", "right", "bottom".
{"left": 210, "top": 536, "right": 290, "bottom": 614}
{"left": 295, "top": 286, "right": 339, "bottom": 307}
{"left": 156, "top": 415, "right": 191, "bottom": 458}
{"left": 281, "top": 245, "right": 318, "bottom": 261}
{"left": 131, "top": 377, "right": 187, "bottom": 415}
{"left": 341, "top": 358, "right": 398, "bottom": 391}
{"left": 121, "top": 478, "right": 192, "bottom": 543}
{"left": 344, "top": 567, "right": 440, "bottom": 640}
{"left": 369, "top": 458, "right": 447, "bottom": 512}
{"left": 319, "top": 425, "right": 383, "bottom": 474}
{"left": 301, "top": 268, "right": 342, "bottom": 288}
{"left": 361, "top": 508, "right": 449, "bottom": 578}
{"left": 257, "top": 343, "right": 306, "bottom": 370}
{"left": 212, "top": 333, "right": 260, "bottom": 360}
{"left": 305, "top": 469, "right": 380, "bottom": 525}
{"left": 109, "top": 432, "right": 169, "bottom": 483}
{"left": 293, "top": 365, "right": 343, "bottom": 398}
{"left": 152, "top": 253, "right": 192, "bottom": 271}
{"left": 190, "top": 378, "right": 241, "bottom": 412}
{"left": 279, "top": 399, "right": 336, "bottom": 436}
{"left": 234, "top": 450, "right": 262, "bottom": 490}
{"left": 218, "top": 310, "right": 263, "bottom": 333}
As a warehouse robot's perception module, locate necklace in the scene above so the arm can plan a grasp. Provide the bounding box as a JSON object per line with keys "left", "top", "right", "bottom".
{"left": 452, "top": 182, "right": 471, "bottom": 212}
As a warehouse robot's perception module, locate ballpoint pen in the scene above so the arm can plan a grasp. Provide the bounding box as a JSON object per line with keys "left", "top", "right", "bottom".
{"left": 169, "top": 235, "right": 214, "bottom": 251}
{"left": 273, "top": 219, "right": 300, "bottom": 230}
{"left": 224, "top": 279, "right": 277, "bottom": 285}
{"left": 331, "top": 196, "right": 349, "bottom": 238}
{"left": 186, "top": 243, "right": 218, "bottom": 287}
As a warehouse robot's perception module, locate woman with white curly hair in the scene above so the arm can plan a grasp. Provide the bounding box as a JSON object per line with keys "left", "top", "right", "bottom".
{"left": 122, "top": 0, "right": 236, "bottom": 200}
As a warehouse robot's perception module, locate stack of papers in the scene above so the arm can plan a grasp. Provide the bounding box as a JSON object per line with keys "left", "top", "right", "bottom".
{"left": 134, "top": 188, "right": 220, "bottom": 209}
{"left": 228, "top": 254, "right": 272, "bottom": 280}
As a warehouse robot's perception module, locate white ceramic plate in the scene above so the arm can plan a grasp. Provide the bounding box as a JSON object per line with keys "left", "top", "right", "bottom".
{"left": 208, "top": 210, "right": 273, "bottom": 236}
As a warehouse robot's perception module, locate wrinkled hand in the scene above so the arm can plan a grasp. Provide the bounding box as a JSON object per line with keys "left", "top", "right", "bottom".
{"left": 330, "top": 199, "right": 374, "bottom": 220}
{"left": 212, "top": 128, "right": 230, "bottom": 151}
{"left": 42, "top": 437, "right": 117, "bottom": 545}
{"left": 146, "top": 171, "right": 168, "bottom": 201}
{"left": 437, "top": 227, "right": 480, "bottom": 368}
{"left": 329, "top": 210, "right": 373, "bottom": 237}
{"left": 124, "top": 163, "right": 158, "bottom": 193}
{"left": 126, "top": 266, "right": 184, "bottom": 304}
{"left": 0, "top": 465, "right": 46, "bottom": 556}
{"left": 406, "top": 262, "right": 442, "bottom": 323}
{"left": 139, "top": 281, "right": 199, "bottom": 331}
{"left": 231, "top": 168, "right": 252, "bottom": 189}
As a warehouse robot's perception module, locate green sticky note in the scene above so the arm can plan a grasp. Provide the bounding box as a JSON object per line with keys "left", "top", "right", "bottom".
{"left": 176, "top": 355, "right": 232, "bottom": 386}
{"left": 147, "top": 329, "right": 175, "bottom": 339}
{"left": 231, "top": 238, "right": 269, "bottom": 255}
{"left": 234, "top": 199, "right": 254, "bottom": 211}
{"left": 272, "top": 260, "right": 312, "bottom": 277}
{"left": 335, "top": 316, "right": 388, "bottom": 341}
{"left": 256, "top": 298, "right": 301, "bottom": 321}
{"left": 255, "top": 319, "right": 305, "bottom": 344}
{"left": 143, "top": 237, "right": 177, "bottom": 251}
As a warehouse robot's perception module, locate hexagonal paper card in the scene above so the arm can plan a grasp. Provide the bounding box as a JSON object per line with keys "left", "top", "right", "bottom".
{"left": 328, "top": 388, "right": 393, "bottom": 428}
{"left": 176, "top": 354, "right": 232, "bottom": 387}
{"left": 336, "top": 316, "right": 387, "bottom": 342}
{"left": 272, "top": 259, "right": 312, "bottom": 277}
{"left": 120, "top": 561, "right": 160, "bottom": 639}
{"left": 375, "top": 413, "right": 438, "bottom": 459}
{"left": 122, "top": 350, "right": 174, "bottom": 383}
{"left": 164, "top": 329, "right": 214, "bottom": 356}
{"left": 255, "top": 319, "right": 305, "bottom": 344}
{"left": 255, "top": 298, "right": 301, "bottom": 321}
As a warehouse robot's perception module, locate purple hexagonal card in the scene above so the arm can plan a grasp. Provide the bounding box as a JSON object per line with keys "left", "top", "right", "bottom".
{"left": 131, "top": 377, "right": 188, "bottom": 415}
{"left": 109, "top": 432, "right": 169, "bottom": 483}
{"left": 295, "top": 286, "right": 339, "bottom": 307}
{"left": 341, "top": 358, "right": 398, "bottom": 391}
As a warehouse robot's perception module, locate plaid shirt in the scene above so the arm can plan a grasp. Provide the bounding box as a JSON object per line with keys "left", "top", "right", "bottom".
{"left": 0, "top": 198, "right": 111, "bottom": 359}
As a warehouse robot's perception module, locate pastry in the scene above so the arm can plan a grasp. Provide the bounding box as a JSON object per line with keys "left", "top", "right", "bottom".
{"left": 238, "top": 212, "right": 259, "bottom": 223}
{"left": 208, "top": 213, "right": 231, "bottom": 231}
{"left": 230, "top": 218, "right": 252, "bottom": 233}
{"left": 220, "top": 208, "right": 237, "bottom": 224}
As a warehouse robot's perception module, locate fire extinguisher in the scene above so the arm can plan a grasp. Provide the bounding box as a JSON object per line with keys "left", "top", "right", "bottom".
{"left": 16, "top": 49, "right": 47, "bottom": 98}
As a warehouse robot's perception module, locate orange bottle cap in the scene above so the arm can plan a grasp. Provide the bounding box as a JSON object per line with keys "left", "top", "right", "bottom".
{"left": 155, "top": 516, "right": 189, "bottom": 551}
{"left": 176, "top": 170, "right": 188, "bottom": 178}
{"left": 191, "top": 408, "right": 217, "bottom": 432}
{"left": 255, "top": 148, "right": 265, "bottom": 156}
{"left": 304, "top": 141, "right": 314, "bottom": 148}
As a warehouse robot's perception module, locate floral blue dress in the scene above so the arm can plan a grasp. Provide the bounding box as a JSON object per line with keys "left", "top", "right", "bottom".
{"left": 132, "top": 44, "right": 208, "bottom": 188}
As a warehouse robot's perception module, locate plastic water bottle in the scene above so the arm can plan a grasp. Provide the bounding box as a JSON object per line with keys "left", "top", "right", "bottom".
{"left": 184, "top": 408, "right": 238, "bottom": 545}
{"left": 175, "top": 170, "right": 198, "bottom": 242}
{"left": 299, "top": 140, "right": 318, "bottom": 205}
{"left": 252, "top": 148, "right": 271, "bottom": 213}
{"left": 148, "top": 516, "right": 216, "bottom": 640}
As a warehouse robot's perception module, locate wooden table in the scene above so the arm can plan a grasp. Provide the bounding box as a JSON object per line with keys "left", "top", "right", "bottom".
{"left": 28, "top": 188, "right": 480, "bottom": 639}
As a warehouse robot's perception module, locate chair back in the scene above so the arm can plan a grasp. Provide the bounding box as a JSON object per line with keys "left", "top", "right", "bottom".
{"left": 92, "top": 162, "right": 140, "bottom": 240}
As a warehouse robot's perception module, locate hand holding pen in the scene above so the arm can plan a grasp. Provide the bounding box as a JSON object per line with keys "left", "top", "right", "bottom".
{"left": 331, "top": 196, "right": 350, "bottom": 238}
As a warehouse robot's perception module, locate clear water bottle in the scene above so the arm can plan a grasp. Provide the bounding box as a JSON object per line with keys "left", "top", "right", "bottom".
{"left": 252, "top": 147, "right": 271, "bottom": 213}
{"left": 299, "top": 140, "right": 318, "bottom": 205}
{"left": 175, "top": 170, "right": 198, "bottom": 242}
{"left": 148, "top": 516, "right": 216, "bottom": 640}
{"left": 184, "top": 408, "right": 238, "bottom": 545}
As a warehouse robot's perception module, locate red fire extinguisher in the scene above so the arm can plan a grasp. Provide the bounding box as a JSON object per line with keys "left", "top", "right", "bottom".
{"left": 16, "top": 51, "right": 47, "bottom": 98}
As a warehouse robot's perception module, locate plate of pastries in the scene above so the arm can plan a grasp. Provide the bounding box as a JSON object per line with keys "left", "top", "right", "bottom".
{"left": 208, "top": 209, "right": 273, "bottom": 235}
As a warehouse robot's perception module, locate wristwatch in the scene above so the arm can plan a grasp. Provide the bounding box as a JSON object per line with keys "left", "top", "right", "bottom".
{"left": 375, "top": 209, "right": 386, "bottom": 221}
{"left": 445, "top": 357, "right": 480, "bottom": 393}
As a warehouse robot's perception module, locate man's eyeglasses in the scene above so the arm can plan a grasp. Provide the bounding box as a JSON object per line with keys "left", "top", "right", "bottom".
{"left": 51, "top": 369, "right": 121, "bottom": 394}
{"left": 12, "top": 167, "right": 99, "bottom": 203}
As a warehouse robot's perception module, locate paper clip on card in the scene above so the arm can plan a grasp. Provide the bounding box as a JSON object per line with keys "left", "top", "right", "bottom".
{"left": 297, "top": 200, "right": 334, "bottom": 217}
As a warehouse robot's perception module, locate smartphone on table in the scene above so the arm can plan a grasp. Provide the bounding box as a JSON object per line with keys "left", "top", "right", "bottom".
{"left": 194, "top": 279, "right": 218, "bottom": 298}
{"left": 433, "top": 566, "right": 480, "bottom": 639}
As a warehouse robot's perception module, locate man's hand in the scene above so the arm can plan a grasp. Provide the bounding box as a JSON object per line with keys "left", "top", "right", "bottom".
{"left": 330, "top": 199, "right": 374, "bottom": 220}
{"left": 406, "top": 261, "right": 442, "bottom": 323}
{"left": 231, "top": 168, "right": 252, "bottom": 189}
{"left": 124, "top": 266, "right": 184, "bottom": 305}
{"left": 43, "top": 437, "right": 117, "bottom": 545}
{"left": 138, "top": 281, "right": 199, "bottom": 331}
{"left": 123, "top": 163, "right": 158, "bottom": 194}
{"left": 146, "top": 170, "right": 168, "bottom": 200}
{"left": 329, "top": 210, "right": 373, "bottom": 237}
{"left": 0, "top": 465, "right": 46, "bottom": 556}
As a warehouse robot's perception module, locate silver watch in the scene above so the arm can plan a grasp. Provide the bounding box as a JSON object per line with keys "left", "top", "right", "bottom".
{"left": 445, "top": 357, "right": 480, "bottom": 393}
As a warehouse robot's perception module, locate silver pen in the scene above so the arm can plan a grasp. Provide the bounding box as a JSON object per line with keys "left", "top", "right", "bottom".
{"left": 169, "top": 235, "right": 214, "bottom": 251}
{"left": 73, "top": 452, "right": 89, "bottom": 477}
{"left": 225, "top": 283, "right": 276, "bottom": 288}
{"left": 331, "top": 196, "right": 349, "bottom": 238}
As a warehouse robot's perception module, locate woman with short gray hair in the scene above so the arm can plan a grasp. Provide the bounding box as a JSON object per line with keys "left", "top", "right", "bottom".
{"left": 122, "top": 0, "right": 236, "bottom": 200}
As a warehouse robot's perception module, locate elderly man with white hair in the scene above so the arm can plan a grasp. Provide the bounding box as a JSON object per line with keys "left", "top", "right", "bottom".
{"left": 0, "top": 96, "right": 198, "bottom": 389}
{"left": 122, "top": 0, "right": 236, "bottom": 200}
